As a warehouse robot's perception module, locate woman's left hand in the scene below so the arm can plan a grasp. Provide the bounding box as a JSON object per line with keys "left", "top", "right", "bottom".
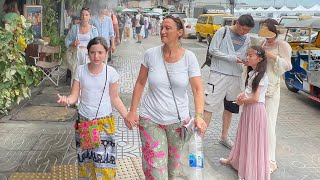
{"left": 194, "top": 116, "right": 207, "bottom": 134}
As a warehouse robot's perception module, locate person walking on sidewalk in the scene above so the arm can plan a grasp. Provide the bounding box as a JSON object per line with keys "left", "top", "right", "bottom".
{"left": 126, "top": 15, "right": 207, "bottom": 179}
{"left": 220, "top": 45, "right": 270, "bottom": 180}
{"left": 257, "top": 19, "right": 292, "bottom": 173}
{"left": 91, "top": 6, "right": 116, "bottom": 54}
{"left": 91, "top": 6, "right": 116, "bottom": 63}
{"left": 135, "top": 10, "right": 143, "bottom": 43}
{"left": 123, "top": 13, "right": 131, "bottom": 42}
{"left": 203, "top": 14, "right": 254, "bottom": 149}
{"left": 65, "top": 7, "right": 98, "bottom": 84}
{"left": 57, "top": 37, "right": 132, "bottom": 180}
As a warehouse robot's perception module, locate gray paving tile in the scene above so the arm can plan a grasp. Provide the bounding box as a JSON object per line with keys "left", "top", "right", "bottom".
{"left": 0, "top": 133, "right": 40, "bottom": 151}
{"left": 31, "top": 134, "right": 74, "bottom": 151}
{"left": 18, "top": 149, "right": 74, "bottom": 173}
{"left": 11, "top": 106, "right": 76, "bottom": 122}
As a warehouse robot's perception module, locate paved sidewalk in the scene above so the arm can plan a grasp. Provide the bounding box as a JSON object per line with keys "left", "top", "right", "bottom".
{"left": 0, "top": 36, "right": 320, "bottom": 180}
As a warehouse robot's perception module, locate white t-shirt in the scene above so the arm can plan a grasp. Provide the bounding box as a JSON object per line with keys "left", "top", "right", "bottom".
{"left": 136, "top": 14, "right": 141, "bottom": 27}
{"left": 140, "top": 46, "right": 201, "bottom": 125}
{"left": 245, "top": 70, "right": 268, "bottom": 103}
{"left": 75, "top": 64, "right": 119, "bottom": 119}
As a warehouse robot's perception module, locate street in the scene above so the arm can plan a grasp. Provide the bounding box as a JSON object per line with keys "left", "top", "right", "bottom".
{"left": 0, "top": 35, "right": 320, "bottom": 180}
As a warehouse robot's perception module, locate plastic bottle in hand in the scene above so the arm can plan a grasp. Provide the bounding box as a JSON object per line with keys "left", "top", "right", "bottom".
{"left": 189, "top": 128, "right": 204, "bottom": 180}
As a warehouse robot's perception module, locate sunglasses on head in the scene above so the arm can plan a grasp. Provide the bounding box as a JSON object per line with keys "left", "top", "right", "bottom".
{"left": 81, "top": 7, "right": 90, "bottom": 11}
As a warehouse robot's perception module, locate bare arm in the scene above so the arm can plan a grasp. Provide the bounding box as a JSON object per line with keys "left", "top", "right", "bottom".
{"left": 129, "top": 64, "right": 148, "bottom": 113}
{"left": 109, "top": 81, "right": 127, "bottom": 118}
{"left": 190, "top": 76, "right": 207, "bottom": 134}
{"left": 126, "top": 65, "right": 148, "bottom": 127}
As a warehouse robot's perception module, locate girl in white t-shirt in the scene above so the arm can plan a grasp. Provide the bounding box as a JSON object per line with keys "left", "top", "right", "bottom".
{"left": 57, "top": 37, "right": 131, "bottom": 180}
{"left": 220, "top": 46, "right": 270, "bottom": 180}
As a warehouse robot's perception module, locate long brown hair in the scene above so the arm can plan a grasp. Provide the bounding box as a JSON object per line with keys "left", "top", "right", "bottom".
{"left": 245, "top": 46, "right": 267, "bottom": 93}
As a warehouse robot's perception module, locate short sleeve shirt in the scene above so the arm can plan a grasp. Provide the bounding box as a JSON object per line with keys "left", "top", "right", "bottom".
{"left": 75, "top": 64, "right": 119, "bottom": 119}
{"left": 230, "top": 30, "right": 247, "bottom": 52}
{"left": 140, "top": 46, "right": 201, "bottom": 125}
{"left": 245, "top": 71, "right": 268, "bottom": 103}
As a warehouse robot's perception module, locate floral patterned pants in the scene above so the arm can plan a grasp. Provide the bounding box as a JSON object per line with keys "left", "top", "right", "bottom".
{"left": 139, "top": 117, "right": 186, "bottom": 180}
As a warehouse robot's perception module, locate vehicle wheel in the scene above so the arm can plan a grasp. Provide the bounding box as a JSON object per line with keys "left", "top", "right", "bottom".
{"left": 285, "top": 80, "right": 299, "bottom": 93}
{"left": 197, "top": 33, "right": 202, "bottom": 42}
{"left": 207, "top": 35, "right": 212, "bottom": 45}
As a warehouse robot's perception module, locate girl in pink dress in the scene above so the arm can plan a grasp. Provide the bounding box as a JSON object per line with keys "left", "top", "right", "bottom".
{"left": 220, "top": 45, "right": 270, "bottom": 180}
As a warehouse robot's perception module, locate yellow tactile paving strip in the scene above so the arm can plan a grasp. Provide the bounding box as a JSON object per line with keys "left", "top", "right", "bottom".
{"left": 10, "top": 157, "right": 145, "bottom": 180}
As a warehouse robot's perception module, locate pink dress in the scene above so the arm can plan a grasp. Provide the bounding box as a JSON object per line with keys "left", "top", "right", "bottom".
{"left": 228, "top": 71, "right": 270, "bottom": 180}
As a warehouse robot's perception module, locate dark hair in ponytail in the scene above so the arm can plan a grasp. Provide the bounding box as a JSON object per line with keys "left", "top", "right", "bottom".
{"left": 245, "top": 45, "right": 267, "bottom": 93}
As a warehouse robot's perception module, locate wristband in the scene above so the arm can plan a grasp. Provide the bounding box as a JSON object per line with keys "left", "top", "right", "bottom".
{"left": 195, "top": 113, "right": 204, "bottom": 119}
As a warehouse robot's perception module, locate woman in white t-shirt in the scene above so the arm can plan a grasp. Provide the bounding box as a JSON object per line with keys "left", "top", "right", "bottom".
{"left": 126, "top": 15, "right": 207, "bottom": 179}
{"left": 57, "top": 37, "right": 131, "bottom": 180}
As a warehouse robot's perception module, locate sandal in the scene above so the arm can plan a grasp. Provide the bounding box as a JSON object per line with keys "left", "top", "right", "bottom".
{"left": 218, "top": 137, "right": 234, "bottom": 149}
{"left": 270, "top": 162, "right": 278, "bottom": 174}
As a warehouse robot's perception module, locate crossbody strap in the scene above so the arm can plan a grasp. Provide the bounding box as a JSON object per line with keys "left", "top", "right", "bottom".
{"left": 162, "top": 60, "right": 181, "bottom": 122}
{"left": 161, "top": 47, "right": 181, "bottom": 122}
{"left": 95, "top": 65, "right": 108, "bottom": 119}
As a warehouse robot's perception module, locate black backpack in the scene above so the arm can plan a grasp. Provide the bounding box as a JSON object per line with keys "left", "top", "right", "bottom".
{"left": 201, "top": 27, "right": 227, "bottom": 69}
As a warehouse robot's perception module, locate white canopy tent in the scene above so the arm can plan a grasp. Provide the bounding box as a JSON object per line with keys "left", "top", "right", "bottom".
{"left": 308, "top": 4, "right": 320, "bottom": 14}
{"left": 291, "top": 5, "right": 308, "bottom": 15}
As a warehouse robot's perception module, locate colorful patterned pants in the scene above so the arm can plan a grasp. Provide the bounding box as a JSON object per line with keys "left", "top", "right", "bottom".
{"left": 139, "top": 117, "right": 186, "bottom": 180}
{"left": 76, "top": 114, "right": 116, "bottom": 180}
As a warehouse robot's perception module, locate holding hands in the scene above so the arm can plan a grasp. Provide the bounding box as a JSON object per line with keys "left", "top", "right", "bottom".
{"left": 125, "top": 111, "right": 140, "bottom": 130}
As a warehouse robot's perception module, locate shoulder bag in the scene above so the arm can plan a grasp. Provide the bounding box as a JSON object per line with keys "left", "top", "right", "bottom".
{"left": 78, "top": 66, "right": 108, "bottom": 150}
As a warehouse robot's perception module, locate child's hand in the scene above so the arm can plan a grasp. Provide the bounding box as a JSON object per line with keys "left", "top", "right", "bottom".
{"left": 237, "top": 92, "right": 246, "bottom": 101}
{"left": 235, "top": 98, "right": 244, "bottom": 106}
{"left": 125, "top": 111, "right": 139, "bottom": 130}
{"left": 57, "top": 94, "right": 70, "bottom": 107}
{"left": 236, "top": 92, "right": 246, "bottom": 105}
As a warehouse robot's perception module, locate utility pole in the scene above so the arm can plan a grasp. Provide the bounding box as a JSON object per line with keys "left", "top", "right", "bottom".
{"left": 229, "top": 0, "right": 235, "bottom": 15}
{"left": 188, "top": 0, "right": 191, "bottom": 18}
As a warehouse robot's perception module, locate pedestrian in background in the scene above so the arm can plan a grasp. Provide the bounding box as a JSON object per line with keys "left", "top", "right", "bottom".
{"left": 135, "top": 10, "right": 143, "bottom": 43}
{"left": 123, "top": 13, "right": 132, "bottom": 42}
{"left": 257, "top": 18, "right": 292, "bottom": 174}
{"left": 144, "top": 14, "right": 150, "bottom": 39}
{"left": 220, "top": 45, "right": 270, "bottom": 180}
{"left": 131, "top": 13, "right": 137, "bottom": 39}
{"left": 126, "top": 14, "right": 207, "bottom": 179}
{"left": 65, "top": 7, "right": 98, "bottom": 84}
{"left": 2, "top": 0, "right": 19, "bottom": 27}
{"left": 91, "top": 6, "right": 115, "bottom": 53}
{"left": 202, "top": 14, "right": 254, "bottom": 149}
{"left": 57, "top": 37, "right": 131, "bottom": 180}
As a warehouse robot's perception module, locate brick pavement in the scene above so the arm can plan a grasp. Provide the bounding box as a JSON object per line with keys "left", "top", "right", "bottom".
{"left": 0, "top": 36, "right": 320, "bottom": 180}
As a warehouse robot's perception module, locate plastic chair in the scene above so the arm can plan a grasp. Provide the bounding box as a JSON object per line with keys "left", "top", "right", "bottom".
{"left": 30, "top": 45, "right": 62, "bottom": 86}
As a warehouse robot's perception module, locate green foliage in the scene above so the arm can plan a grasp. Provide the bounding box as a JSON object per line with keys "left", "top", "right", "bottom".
{"left": 0, "top": 16, "right": 43, "bottom": 114}
{"left": 67, "top": 0, "right": 86, "bottom": 10}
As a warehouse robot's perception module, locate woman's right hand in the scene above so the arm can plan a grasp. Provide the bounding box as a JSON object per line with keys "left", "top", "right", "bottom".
{"left": 125, "top": 111, "right": 139, "bottom": 130}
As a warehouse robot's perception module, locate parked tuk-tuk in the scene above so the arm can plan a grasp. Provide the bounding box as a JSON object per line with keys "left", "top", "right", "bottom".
{"left": 284, "top": 18, "right": 320, "bottom": 102}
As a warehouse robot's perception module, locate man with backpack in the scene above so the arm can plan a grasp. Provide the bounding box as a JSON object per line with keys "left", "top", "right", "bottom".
{"left": 203, "top": 14, "right": 255, "bottom": 149}
{"left": 135, "top": 10, "right": 143, "bottom": 43}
